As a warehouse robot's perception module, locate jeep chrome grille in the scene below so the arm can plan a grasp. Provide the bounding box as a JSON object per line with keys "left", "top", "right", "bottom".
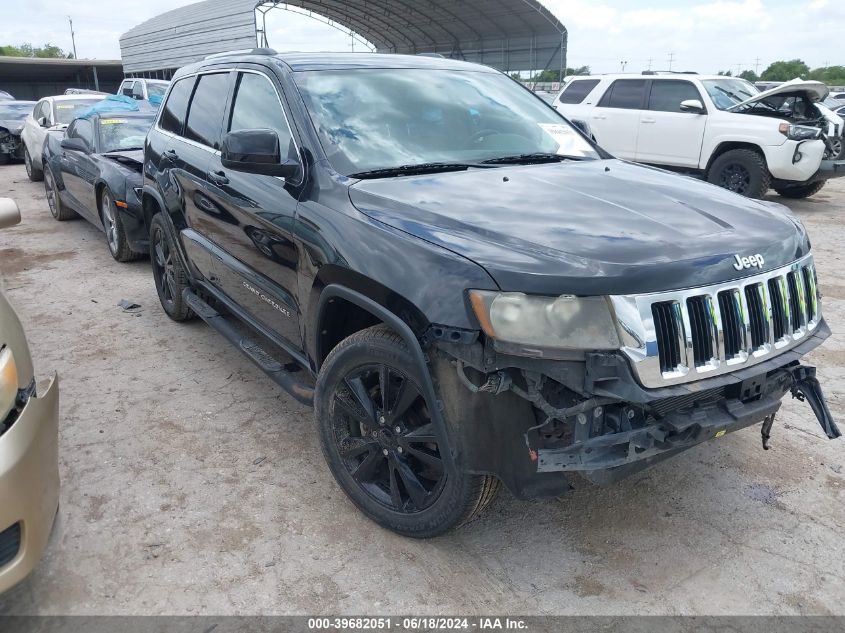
{"left": 610, "top": 255, "right": 820, "bottom": 388}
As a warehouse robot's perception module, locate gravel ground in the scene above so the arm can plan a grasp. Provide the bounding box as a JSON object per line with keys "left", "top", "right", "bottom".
{"left": 0, "top": 163, "right": 843, "bottom": 615}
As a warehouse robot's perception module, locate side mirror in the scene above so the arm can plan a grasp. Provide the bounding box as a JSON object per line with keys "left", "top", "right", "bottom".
{"left": 0, "top": 198, "right": 21, "bottom": 230}
{"left": 61, "top": 137, "right": 90, "bottom": 153}
{"left": 37, "top": 116, "right": 49, "bottom": 127}
{"left": 221, "top": 129, "right": 300, "bottom": 179}
{"left": 131, "top": 84, "right": 145, "bottom": 100}
{"left": 680, "top": 99, "right": 705, "bottom": 114}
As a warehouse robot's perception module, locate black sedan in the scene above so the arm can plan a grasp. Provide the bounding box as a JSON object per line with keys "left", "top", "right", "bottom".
{"left": 0, "top": 100, "right": 36, "bottom": 164}
{"left": 42, "top": 111, "right": 154, "bottom": 262}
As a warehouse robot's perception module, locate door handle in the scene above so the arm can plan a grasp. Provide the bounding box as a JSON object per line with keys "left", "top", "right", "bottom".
{"left": 592, "top": 114, "right": 606, "bottom": 120}
{"left": 209, "top": 170, "right": 229, "bottom": 186}
{"left": 641, "top": 118, "right": 656, "bottom": 124}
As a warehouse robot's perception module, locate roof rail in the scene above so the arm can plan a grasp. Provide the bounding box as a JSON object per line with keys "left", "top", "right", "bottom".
{"left": 417, "top": 53, "right": 446, "bottom": 58}
{"left": 204, "top": 48, "right": 277, "bottom": 60}
{"left": 642, "top": 70, "right": 698, "bottom": 75}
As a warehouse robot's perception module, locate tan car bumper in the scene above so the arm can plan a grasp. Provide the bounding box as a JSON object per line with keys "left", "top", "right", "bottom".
{"left": 0, "top": 374, "right": 59, "bottom": 594}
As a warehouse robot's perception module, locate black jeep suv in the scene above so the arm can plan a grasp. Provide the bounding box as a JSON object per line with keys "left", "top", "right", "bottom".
{"left": 143, "top": 50, "right": 839, "bottom": 537}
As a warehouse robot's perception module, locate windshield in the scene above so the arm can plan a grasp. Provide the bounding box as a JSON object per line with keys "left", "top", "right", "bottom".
{"left": 0, "top": 103, "right": 34, "bottom": 120}
{"left": 294, "top": 68, "right": 599, "bottom": 175}
{"left": 146, "top": 82, "right": 169, "bottom": 98}
{"left": 702, "top": 78, "right": 759, "bottom": 110}
{"left": 54, "top": 99, "right": 102, "bottom": 125}
{"left": 98, "top": 116, "right": 154, "bottom": 152}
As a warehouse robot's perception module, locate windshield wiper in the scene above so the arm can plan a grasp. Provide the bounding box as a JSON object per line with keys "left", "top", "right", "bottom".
{"left": 480, "top": 152, "right": 583, "bottom": 165}
{"left": 349, "top": 162, "right": 485, "bottom": 179}
{"left": 105, "top": 147, "right": 144, "bottom": 153}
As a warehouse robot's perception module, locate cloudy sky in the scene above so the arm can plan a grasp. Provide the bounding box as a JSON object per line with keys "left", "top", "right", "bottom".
{"left": 0, "top": 0, "right": 841, "bottom": 74}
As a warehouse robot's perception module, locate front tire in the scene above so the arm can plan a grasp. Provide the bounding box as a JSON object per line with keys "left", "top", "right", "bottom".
{"left": 101, "top": 187, "right": 144, "bottom": 262}
{"left": 44, "top": 167, "right": 76, "bottom": 220}
{"left": 315, "top": 325, "right": 499, "bottom": 538}
{"left": 150, "top": 214, "right": 194, "bottom": 321}
{"left": 707, "top": 149, "right": 770, "bottom": 199}
{"left": 774, "top": 181, "right": 826, "bottom": 199}
{"left": 24, "top": 146, "right": 42, "bottom": 182}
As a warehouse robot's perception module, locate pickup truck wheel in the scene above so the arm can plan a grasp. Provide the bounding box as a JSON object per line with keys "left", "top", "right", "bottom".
{"left": 101, "top": 188, "right": 144, "bottom": 262}
{"left": 150, "top": 214, "right": 194, "bottom": 321}
{"left": 44, "top": 167, "right": 76, "bottom": 221}
{"left": 315, "top": 325, "right": 500, "bottom": 537}
{"left": 707, "top": 149, "right": 770, "bottom": 198}
{"left": 25, "top": 147, "right": 43, "bottom": 182}
{"left": 774, "top": 181, "right": 826, "bottom": 199}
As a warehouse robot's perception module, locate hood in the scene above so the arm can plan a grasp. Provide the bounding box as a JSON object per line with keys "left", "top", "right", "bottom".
{"left": 728, "top": 78, "right": 829, "bottom": 111}
{"left": 349, "top": 160, "right": 810, "bottom": 296}
{"left": 0, "top": 120, "right": 24, "bottom": 135}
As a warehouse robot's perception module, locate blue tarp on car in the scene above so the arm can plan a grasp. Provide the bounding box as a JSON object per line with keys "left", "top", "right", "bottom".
{"left": 79, "top": 94, "right": 160, "bottom": 119}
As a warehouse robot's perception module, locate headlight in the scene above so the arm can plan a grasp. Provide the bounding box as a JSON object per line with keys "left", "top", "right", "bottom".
{"left": 0, "top": 347, "right": 18, "bottom": 422}
{"left": 469, "top": 290, "right": 621, "bottom": 355}
{"left": 779, "top": 123, "right": 822, "bottom": 141}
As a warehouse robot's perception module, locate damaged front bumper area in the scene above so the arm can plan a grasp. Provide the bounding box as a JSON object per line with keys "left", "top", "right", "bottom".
{"left": 429, "top": 319, "right": 838, "bottom": 499}
{"left": 0, "top": 130, "right": 24, "bottom": 162}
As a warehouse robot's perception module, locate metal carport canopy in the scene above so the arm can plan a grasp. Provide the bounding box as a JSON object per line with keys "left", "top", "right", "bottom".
{"left": 119, "top": 0, "right": 566, "bottom": 74}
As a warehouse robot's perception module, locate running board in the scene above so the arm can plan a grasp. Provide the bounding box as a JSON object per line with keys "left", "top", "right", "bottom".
{"left": 183, "top": 289, "right": 314, "bottom": 406}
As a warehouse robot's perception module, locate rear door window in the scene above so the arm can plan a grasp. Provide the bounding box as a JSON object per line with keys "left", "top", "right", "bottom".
{"left": 159, "top": 76, "right": 195, "bottom": 136}
{"left": 598, "top": 79, "right": 647, "bottom": 109}
{"left": 184, "top": 72, "right": 230, "bottom": 149}
{"left": 647, "top": 80, "right": 703, "bottom": 112}
{"left": 558, "top": 79, "right": 600, "bottom": 104}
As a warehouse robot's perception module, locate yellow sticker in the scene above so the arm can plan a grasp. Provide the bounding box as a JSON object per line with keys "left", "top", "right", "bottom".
{"left": 100, "top": 119, "right": 127, "bottom": 125}
{"left": 715, "top": 430, "right": 726, "bottom": 438}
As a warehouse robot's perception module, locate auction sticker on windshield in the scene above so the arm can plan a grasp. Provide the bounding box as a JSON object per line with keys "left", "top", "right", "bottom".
{"left": 538, "top": 123, "right": 589, "bottom": 156}
{"left": 100, "top": 119, "right": 128, "bottom": 125}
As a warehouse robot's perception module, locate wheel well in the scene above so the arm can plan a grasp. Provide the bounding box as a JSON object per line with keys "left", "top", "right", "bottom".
{"left": 142, "top": 192, "right": 162, "bottom": 231}
{"left": 706, "top": 142, "right": 766, "bottom": 173}
{"left": 317, "top": 296, "right": 382, "bottom": 366}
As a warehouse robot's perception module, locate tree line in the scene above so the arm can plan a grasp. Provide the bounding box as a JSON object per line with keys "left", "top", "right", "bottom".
{"left": 0, "top": 43, "right": 74, "bottom": 59}
{"left": 522, "top": 60, "right": 844, "bottom": 86}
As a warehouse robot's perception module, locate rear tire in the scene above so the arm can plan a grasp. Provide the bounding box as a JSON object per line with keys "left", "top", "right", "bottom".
{"left": 774, "top": 181, "right": 826, "bottom": 199}
{"left": 101, "top": 187, "right": 144, "bottom": 262}
{"left": 315, "top": 324, "right": 500, "bottom": 538}
{"left": 44, "top": 167, "right": 76, "bottom": 221}
{"left": 707, "top": 149, "right": 770, "bottom": 199}
{"left": 150, "top": 214, "right": 195, "bottom": 321}
{"left": 24, "top": 147, "right": 42, "bottom": 182}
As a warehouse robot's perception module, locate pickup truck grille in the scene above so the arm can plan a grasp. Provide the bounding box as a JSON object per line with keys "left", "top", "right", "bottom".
{"left": 611, "top": 255, "right": 820, "bottom": 388}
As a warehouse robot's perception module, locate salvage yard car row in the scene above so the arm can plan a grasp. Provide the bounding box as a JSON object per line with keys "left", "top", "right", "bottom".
{"left": 0, "top": 53, "right": 844, "bottom": 594}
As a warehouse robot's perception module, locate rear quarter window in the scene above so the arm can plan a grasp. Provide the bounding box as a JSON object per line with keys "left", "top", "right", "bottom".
{"left": 557, "top": 79, "right": 600, "bottom": 104}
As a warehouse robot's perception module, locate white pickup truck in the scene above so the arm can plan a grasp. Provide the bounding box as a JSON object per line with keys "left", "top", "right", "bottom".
{"left": 554, "top": 74, "right": 845, "bottom": 198}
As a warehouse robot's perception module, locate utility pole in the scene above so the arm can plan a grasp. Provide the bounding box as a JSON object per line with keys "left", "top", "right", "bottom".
{"left": 67, "top": 16, "right": 77, "bottom": 59}
{"left": 620, "top": 60, "right": 627, "bottom": 72}
{"left": 667, "top": 52, "right": 675, "bottom": 71}
{"left": 647, "top": 58, "right": 654, "bottom": 70}
{"left": 754, "top": 57, "right": 762, "bottom": 74}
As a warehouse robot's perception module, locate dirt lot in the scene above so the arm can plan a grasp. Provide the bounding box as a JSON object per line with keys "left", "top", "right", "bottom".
{"left": 0, "top": 163, "right": 843, "bottom": 615}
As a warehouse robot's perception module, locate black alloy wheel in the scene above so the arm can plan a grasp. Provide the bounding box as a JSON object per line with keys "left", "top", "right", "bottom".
{"left": 718, "top": 162, "right": 751, "bottom": 195}
{"left": 330, "top": 363, "right": 447, "bottom": 513}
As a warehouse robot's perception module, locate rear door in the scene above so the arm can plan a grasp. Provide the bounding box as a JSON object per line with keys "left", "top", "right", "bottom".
{"left": 635, "top": 79, "right": 707, "bottom": 168}
{"left": 202, "top": 67, "right": 304, "bottom": 349}
{"left": 591, "top": 79, "right": 647, "bottom": 158}
{"left": 153, "top": 73, "right": 228, "bottom": 286}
